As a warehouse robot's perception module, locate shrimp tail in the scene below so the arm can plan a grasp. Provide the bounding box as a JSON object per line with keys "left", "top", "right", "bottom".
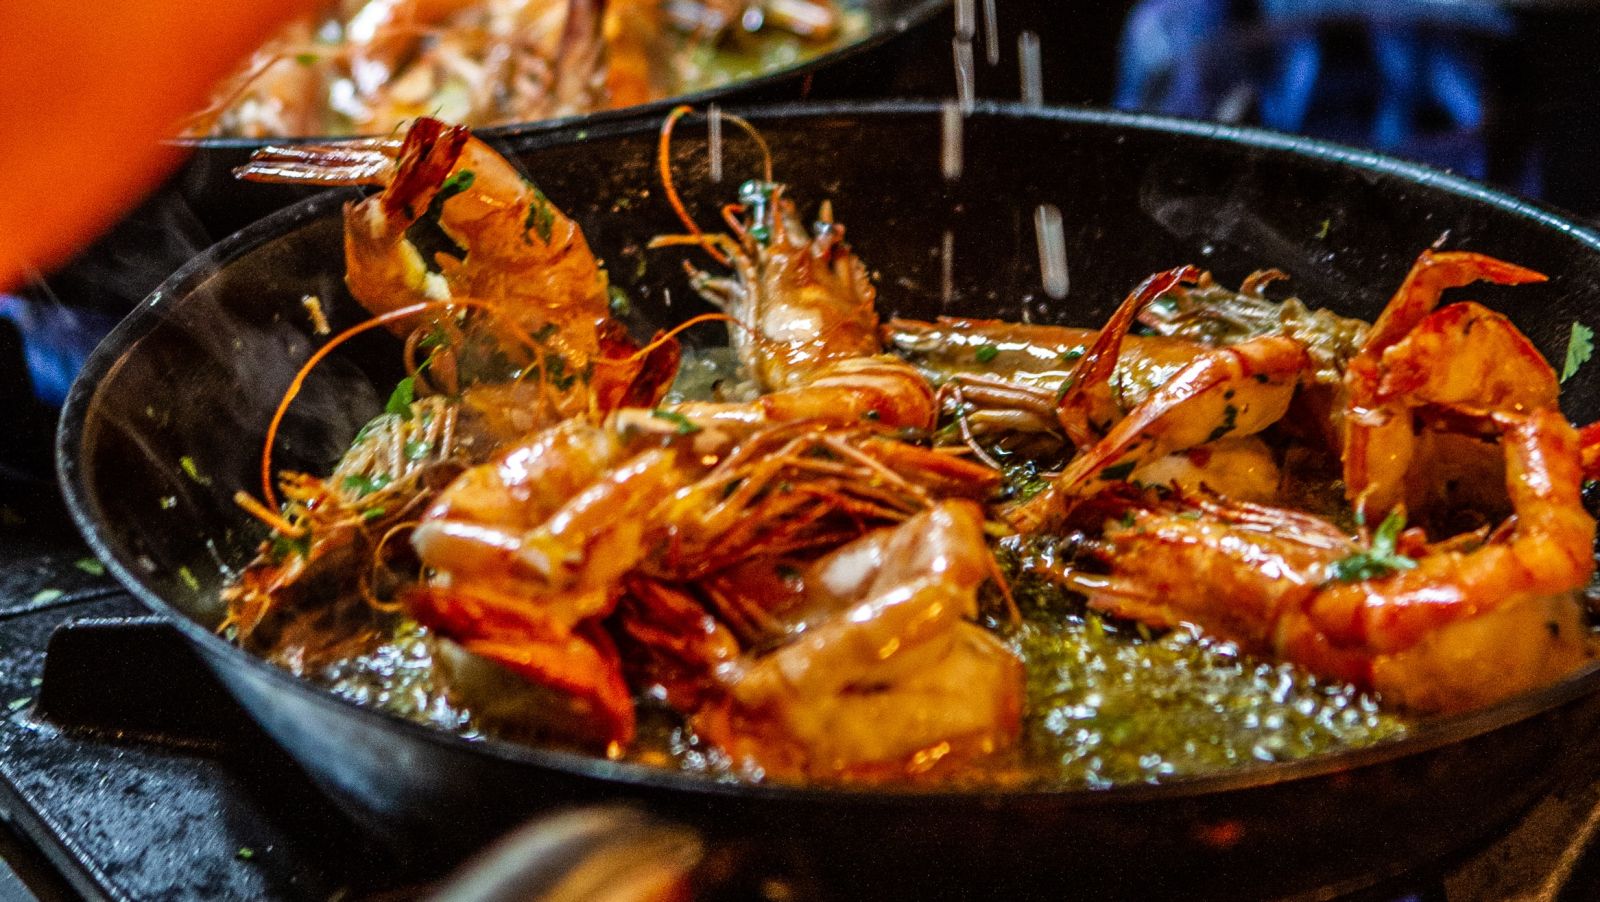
{"left": 381, "top": 117, "right": 472, "bottom": 222}
{"left": 235, "top": 117, "right": 471, "bottom": 229}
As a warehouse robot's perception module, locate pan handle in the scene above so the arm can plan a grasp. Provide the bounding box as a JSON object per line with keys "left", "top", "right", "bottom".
{"left": 428, "top": 805, "right": 706, "bottom": 902}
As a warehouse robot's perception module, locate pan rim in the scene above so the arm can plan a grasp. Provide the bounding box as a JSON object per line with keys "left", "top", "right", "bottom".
{"left": 58, "top": 98, "right": 1600, "bottom": 809}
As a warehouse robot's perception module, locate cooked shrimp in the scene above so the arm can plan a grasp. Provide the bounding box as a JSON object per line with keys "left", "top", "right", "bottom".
{"left": 695, "top": 501, "right": 1024, "bottom": 780}
{"left": 406, "top": 411, "right": 1001, "bottom": 748}
{"left": 1008, "top": 304, "right": 1311, "bottom": 532}
{"left": 651, "top": 109, "right": 880, "bottom": 388}
{"left": 238, "top": 117, "right": 609, "bottom": 353}
{"left": 407, "top": 419, "right": 687, "bottom": 746}
{"left": 651, "top": 108, "right": 938, "bottom": 430}
{"left": 239, "top": 116, "right": 625, "bottom": 429}
{"left": 885, "top": 315, "right": 1208, "bottom": 437}
{"left": 1055, "top": 407, "right": 1594, "bottom": 714}
{"left": 1342, "top": 250, "right": 1552, "bottom": 518}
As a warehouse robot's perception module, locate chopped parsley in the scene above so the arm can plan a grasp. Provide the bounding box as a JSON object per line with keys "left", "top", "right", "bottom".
{"left": 544, "top": 353, "right": 577, "bottom": 391}
{"left": 342, "top": 474, "right": 392, "bottom": 497}
{"left": 1328, "top": 510, "right": 1417, "bottom": 583}
{"left": 179, "top": 456, "right": 211, "bottom": 486}
{"left": 30, "top": 588, "right": 64, "bottom": 605}
{"left": 404, "top": 439, "right": 431, "bottom": 462}
{"left": 361, "top": 507, "right": 388, "bottom": 522}
{"left": 437, "top": 169, "right": 476, "bottom": 203}
{"left": 177, "top": 566, "right": 201, "bottom": 591}
{"left": 1562, "top": 322, "right": 1594, "bottom": 383}
{"left": 524, "top": 182, "right": 556, "bottom": 243}
{"left": 269, "top": 533, "right": 312, "bottom": 562}
{"left": 7, "top": 698, "right": 30, "bottom": 713}
{"left": 975, "top": 344, "right": 1000, "bottom": 364}
{"left": 236, "top": 846, "right": 257, "bottom": 862}
{"left": 607, "top": 285, "right": 632, "bottom": 317}
{"left": 650, "top": 409, "right": 701, "bottom": 435}
{"left": 1205, "top": 404, "right": 1239, "bottom": 444}
{"left": 73, "top": 558, "right": 106, "bottom": 577}
{"left": 385, "top": 377, "right": 416, "bottom": 419}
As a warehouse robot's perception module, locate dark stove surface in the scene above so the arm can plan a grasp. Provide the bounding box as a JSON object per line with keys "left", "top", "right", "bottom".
{"left": 6, "top": 470, "right": 1600, "bottom": 902}
{"left": 0, "top": 478, "right": 450, "bottom": 901}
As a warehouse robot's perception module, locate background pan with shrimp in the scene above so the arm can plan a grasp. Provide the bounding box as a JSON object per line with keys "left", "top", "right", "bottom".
{"left": 59, "top": 102, "right": 1600, "bottom": 900}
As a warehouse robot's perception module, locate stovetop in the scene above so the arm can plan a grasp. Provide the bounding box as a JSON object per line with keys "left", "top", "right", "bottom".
{"left": 0, "top": 476, "right": 449, "bottom": 901}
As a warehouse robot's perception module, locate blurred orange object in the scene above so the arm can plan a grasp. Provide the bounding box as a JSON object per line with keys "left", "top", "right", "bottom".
{"left": 0, "top": 2, "right": 318, "bottom": 291}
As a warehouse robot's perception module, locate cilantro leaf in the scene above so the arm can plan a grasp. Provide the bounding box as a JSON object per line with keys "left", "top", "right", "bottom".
{"left": 342, "top": 474, "right": 392, "bottom": 497}
{"left": 1328, "top": 510, "right": 1418, "bottom": 583}
{"left": 385, "top": 377, "right": 416, "bottom": 419}
{"left": 974, "top": 344, "right": 1000, "bottom": 364}
{"left": 1562, "top": 322, "right": 1594, "bottom": 383}
{"left": 650, "top": 409, "right": 701, "bottom": 435}
{"left": 73, "top": 558, "right": 106, "bottom": 576}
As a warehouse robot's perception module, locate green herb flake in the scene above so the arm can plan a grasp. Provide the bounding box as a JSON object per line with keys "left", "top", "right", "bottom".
{"left": 294, "top": 52, "right": 319, "bottom": 66}
{"left": 1098, "top": 461, "right": 1137, "bottom": 482}
{"left": 1328, "top": 510, "right": 1418, "bottom": 583}
{"left": 159, "top": 495, "right": 178, "bottom": 510}
{"left": 7, "top": 697, "right": 30, "bottom": 713}
{"left": 650, "top": 409, "right": 701, "bottom": 435}
{"left": 361, "top": 507, "right": 388, "bottom": 522}
{"left": 177, "top": 566, "right": 202, "bottom": 591}
{"left": 1315, "top": 218, "right": 1331, "bottom": 240}
{"left": 1562, "top": 322, "right": 1594, "bottom": 383}
{"left": 30, "top": 588, "right": 63, "bottom": 605}
{"left": 524, "top": 183, "right": 556, "bottom": 243}
{"left": 404, "top": 440, "right": 431, "bottom": 462}
{"left": 1205, "top": 404, "right": 1239, "bottom": 444}
{"left": 437, "top": 169, "right": 476, "bottom": 205}
{"left": 607, "top": 285, "right": 632, "bottom": 317}
{"left": 1061, "top": 347, "right": 1085, "bottom": 363}
{"left": 269, "top": 533, "right": 312, "bottom": 563}
{"left": 179, "top": 456, "right": 211, "bottom": 486}
{"left": 236, "top": 847, "right": 257, "bottom": 862}
{"left": 545, "top": 353, "right": 576, "bottom": 391}
{"left": 974, "top": 344, "right": 1000, "bottom": 364}
{"left": 343, "top": 474, "right": 392, "bottom": 497}
{"left": 73, "top": 558, "right": 106, "bottom": 577}
{"left": 385, "top": 377, "right": 417, "bottom": 419}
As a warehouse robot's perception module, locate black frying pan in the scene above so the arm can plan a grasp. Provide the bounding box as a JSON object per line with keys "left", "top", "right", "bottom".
{"left": 58, "top": 101, "right": 1600, "bottom": 900}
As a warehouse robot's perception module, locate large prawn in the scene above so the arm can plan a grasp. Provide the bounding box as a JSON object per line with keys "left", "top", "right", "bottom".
{"left": 1032, "top": 250, "right": 1596, "bottom": 712}
{"left": 695, "top": 501, "right": 1023, "bottom": 780}
{"left": 648, "top": 107, "right": 937, "bottom": 432}
{"left": 406, "top": 414, "right": 1005, "bottom": 753}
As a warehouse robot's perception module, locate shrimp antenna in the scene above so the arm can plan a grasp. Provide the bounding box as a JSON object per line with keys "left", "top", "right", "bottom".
{"left": 658, "top": 106, "right": 728, "bottom": 265}
{"left": 656, "top": 106, "right": 776, "bottom": 266}
{"left": 257, "top": 299, "right": 543, "bottom": 511}
{"left": 593, "top": 312, "right": 747, "bottom": 367}
{"left": 718, "top": 111, "right": 774, "bottom": 183}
